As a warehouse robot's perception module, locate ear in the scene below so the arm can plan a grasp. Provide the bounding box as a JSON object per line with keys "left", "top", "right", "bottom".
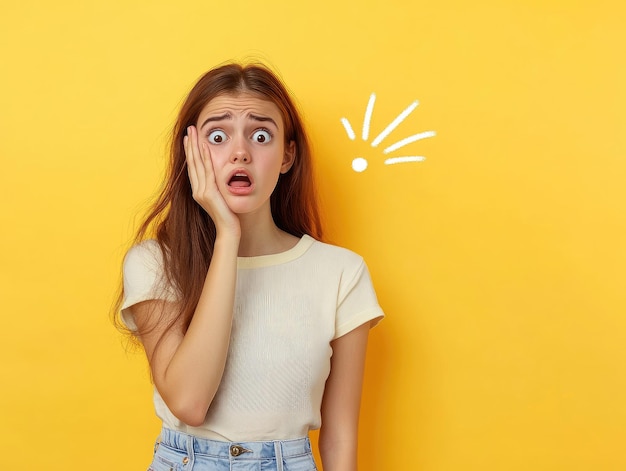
{"left": 281, "top": 140, "right": 296, "bottom": 174}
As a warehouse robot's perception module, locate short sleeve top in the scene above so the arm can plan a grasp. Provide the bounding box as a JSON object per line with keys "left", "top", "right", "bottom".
{"left": 122, "top": 235, "right": 384, "bottom": 441}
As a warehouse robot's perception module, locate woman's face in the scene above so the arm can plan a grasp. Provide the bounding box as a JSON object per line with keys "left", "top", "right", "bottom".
{"left": 195, "top": 93, "right": 295, "bottom": 216}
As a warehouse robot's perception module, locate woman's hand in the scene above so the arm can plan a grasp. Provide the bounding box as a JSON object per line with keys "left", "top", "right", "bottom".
{"left": 184, "top": 126, "right": 240, "bottom": 236}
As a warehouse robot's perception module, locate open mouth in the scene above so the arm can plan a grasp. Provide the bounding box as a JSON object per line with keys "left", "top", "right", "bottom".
{"left": 228, "top": 172, "right": 252, "bottom": 188}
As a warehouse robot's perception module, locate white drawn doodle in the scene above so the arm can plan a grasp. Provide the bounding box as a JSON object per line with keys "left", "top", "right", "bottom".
{"left": 340, "top": 93, "right": 436, "bottom": 172}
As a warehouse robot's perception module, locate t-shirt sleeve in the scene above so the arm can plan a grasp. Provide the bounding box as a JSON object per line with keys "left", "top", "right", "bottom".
{"left": 334, "top": 258, "right": 385, "bottom": 340}
{"left": 121, "top": 240, "right": 176, "bottom": 331}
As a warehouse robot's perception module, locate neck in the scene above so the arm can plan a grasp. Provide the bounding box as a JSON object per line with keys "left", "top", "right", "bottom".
{"left": 236, "top": 209, "right": 299, "bottom": 257}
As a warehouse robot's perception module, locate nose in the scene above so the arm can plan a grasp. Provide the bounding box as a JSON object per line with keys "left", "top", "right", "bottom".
{"left": 230, "top": 136, "right": 251, "bottom": 164}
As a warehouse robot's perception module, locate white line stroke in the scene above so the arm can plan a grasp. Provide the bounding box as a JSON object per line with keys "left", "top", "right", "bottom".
{"left": 384, "top": 156, "right": 426, "bottom": 165}
{"left": 340, "top": 118, "right": 356, "bottom": 140}
{"left": 383, "top": 131, "right": 436, "bottom": 154}
{"left": 362, "top": 93, "right": 376, "bottom": 141}
{"left": 370, "top": 100, "right": 419, "bottom": 148}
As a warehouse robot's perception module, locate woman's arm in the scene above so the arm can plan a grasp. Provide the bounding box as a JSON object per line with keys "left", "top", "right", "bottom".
{"left": 319, "top": 322, "right": 371, "bottom": 471}
{"left": 129, "top": 126, "right": 241, "bottom": 427}
{"left": 130, "top": 234, "right": 238, "bottom": 426}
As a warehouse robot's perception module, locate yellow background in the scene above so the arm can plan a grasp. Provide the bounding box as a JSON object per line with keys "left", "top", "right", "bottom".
{"left": 1, "top": 1, "right": 625, "bottom": 469}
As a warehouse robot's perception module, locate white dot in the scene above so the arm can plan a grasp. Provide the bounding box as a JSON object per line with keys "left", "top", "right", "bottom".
{"left": 352, "top": 157, "right": 368, "bottom": 172}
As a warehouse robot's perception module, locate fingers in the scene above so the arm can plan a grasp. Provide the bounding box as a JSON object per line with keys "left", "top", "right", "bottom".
{"left": 199, "top": 140, "right": 216, "bottom": 183}
{"left": 184, "top": 126, "right": 220, "bottom": 205}
{"left": 182, "top": 127, "right": 239, "bottom": 232}
{"left": 184, "top": 128, "right": 198, "bottom": 192}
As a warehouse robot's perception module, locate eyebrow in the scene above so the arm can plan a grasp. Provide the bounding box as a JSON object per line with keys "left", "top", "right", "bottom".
{"left": 200, "top": 113, "right": 231, "bottom": 130}
{"left": 249, "top": 114, "right": 278, "bottom": 128}
{"left": 200, "top": 112, "right": 278, "bottom": 130}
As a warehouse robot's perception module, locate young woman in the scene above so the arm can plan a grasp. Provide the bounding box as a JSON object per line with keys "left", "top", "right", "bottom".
{"left": 117, "top": 62, "right": 384, "bottom": 471}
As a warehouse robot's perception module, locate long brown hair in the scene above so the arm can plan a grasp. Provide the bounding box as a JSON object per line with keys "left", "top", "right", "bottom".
{"left": 114, "top": 62, "right": 323, "bottom": 344}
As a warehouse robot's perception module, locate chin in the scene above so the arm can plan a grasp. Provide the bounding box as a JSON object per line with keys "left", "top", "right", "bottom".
{"left": 226, "top": 201, "right": 265, "bottom": 216}
{"left": 225, "top": 193, "right": 272, "bottom": 217}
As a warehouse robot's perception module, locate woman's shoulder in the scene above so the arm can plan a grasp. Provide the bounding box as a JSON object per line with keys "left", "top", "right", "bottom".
{"left": 124, "top": 239, "right": 165, "bottom": 272}
{"left": 305, "top": 236, "right": 365, "bottom": 268}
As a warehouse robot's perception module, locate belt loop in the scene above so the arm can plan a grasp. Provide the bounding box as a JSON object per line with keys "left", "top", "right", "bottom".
{"left": 274, "top": 441, "right": 284, "bottom": 471}
{"left": 184, "top": 433, "right": 195, "bottom": 467}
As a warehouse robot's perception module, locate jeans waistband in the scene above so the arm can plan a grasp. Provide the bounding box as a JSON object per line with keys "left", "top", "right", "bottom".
{"left": 158, "top": 427, "right": 312, "bottom": 459}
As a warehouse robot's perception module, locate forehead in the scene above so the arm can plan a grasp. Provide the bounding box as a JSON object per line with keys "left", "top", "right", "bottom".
{"left": 197, "top": 93, "right": 284, "bottom": 125}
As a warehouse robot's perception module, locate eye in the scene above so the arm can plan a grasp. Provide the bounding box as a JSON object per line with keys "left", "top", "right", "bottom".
{"left": 208, "top": 130, "right": 227, "bottom": 144}
{"left": 252, "top": 129, "right": 272, "bottom": 144}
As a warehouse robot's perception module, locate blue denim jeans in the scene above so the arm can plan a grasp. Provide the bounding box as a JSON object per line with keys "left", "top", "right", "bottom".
{"left": 148, "top": 427, "right": 318, "bottom": 470}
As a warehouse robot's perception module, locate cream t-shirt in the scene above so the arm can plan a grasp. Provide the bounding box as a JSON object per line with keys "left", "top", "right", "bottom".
{"left": 122, "top": 235, "right": 384, "bottom": 441}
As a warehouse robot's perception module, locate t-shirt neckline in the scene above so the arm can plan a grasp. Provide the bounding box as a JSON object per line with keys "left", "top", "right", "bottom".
{"left": 237, "top": 234, "right": 315, "bottom": 269}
